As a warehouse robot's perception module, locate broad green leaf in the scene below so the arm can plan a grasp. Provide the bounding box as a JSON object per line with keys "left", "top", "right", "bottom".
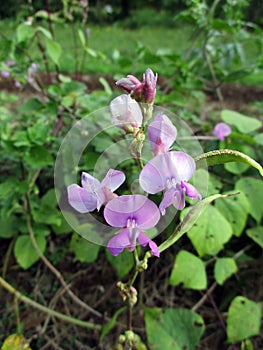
{"left": 1, "top": 333, "right": 32, "bottom": 350}
{"left": 16, "top": 23, "right": 35, "bottom": 43}
{"left": 159, "top": 193, "right": 233, "bottom": 254}
{"left": 227, "top": 296, "right": 261, "bottom": 343}
{"left": 24, "top": 146, "right": 53, "bottom": 168}
{"left": 0, "top": 216, "right": 17, "bottom": 238}
{"left": 169, "top": 250, "right": 207, "bottom": 290}
{"left": 215, "top": 191, "right": 250, "bottom": 237}
{"left": 214, "top": 258, "right": 238, "bottom": 285}
{"left": 69, "top": 232, "right": 100, "bottom": 263}
{"left": 254, "top": 133, "right": 263, "bottom": 145}
{"left": 45, "top": 38, "right": 62, "bottom": 66}
{"left": 235, "top": 178, "right": 263, "bottom": 223}
{"left": 221, "top": 109, "right": 262, "bottom": 133}
{"left": 36, "top": 26, "right": 52, "bottom": 39}
{"left": 100, "top": 307, "right": 126, "bottom": 341}
{"left": 187, "top": 206, "right": 232, "bottom": 257}
{"left": 27, "top": 122, "right": 50, "bottom": 145}
{"left": 225, "top": 162, "right": 249, "bottom": 175}
{"left": 144, "top": 308, "right": 205, "bottom": 350}
{"left": 14, "top": 235, "right": 46, "bottom": 269}
{"left": 106, "top": 249, "right": 134, "bottom": 278}
{"left": 195, "top": 149, "right": 263, "bottom": 176}
{"left": 246, "top": 226, "right": 263, "bottom": 248}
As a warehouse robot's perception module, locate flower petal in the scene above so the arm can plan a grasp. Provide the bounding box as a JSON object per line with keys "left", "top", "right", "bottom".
{"left": 138, "top": 232, "right": 160, "bottom": 257}
{"left": 101, "top": 169, "right": 125, "bottom": 192}
{"left": 81, "top": 172, "right": 100, "bottom": 192}
{"left": 213, "top": 122, "right": 231, "bottom": 141}
{"left": 104, "top": 195, "right": 160, "bottom": 230}
{"left": 182, "top": 181, "right": 202, "bottom": 200}
{"left": 139, "top": 151, "right": 196, "bottom": 194}
{"left": 67, "top": 184, "right": 97, "bottom": 213}
{"left": 110, "top": 94, "right": 143, "bottom": 129}
{"left": 173, "top": 187, "right": 185, "bottom": 210}
{"left": 159, "top": 188, "right": 177, "bottom": 215}
{"left": 148, "top": 114, "right": 177, "bottom": 155}
{"left": 107, "top": 228, "right": 131, "bottom": 256}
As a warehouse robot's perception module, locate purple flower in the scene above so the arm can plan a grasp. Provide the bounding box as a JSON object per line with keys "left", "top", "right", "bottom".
{"left": 110, "top": 94, "right": 143, "bottom": 133}
{"left": 67, "top": 169, "right": 125, "bottom": 213}
{"left": 116, "top": 68, "right": 157, "bottom": 104}
{"left": 104, "top": 195, "right": 160, "bottom": 257}
{"left": 213, "top": 122, "right": 231, "bottom": 141}
{"left": 139, "top": 151, "right": 201, "bottom": 215}
{"left": 116, "top": 75, "right": 144, "bottom": 97}
{"left": 1, "top": 71, "right": 10, "bottom": 78}
{"left": 148, "top": 113, "right": 177, "bottom": 156}
{"left": 14, "top": 80, "right": 21, "bottom": 88}
{"left": 143, "top": 68, "right": 157, "bottom": 104}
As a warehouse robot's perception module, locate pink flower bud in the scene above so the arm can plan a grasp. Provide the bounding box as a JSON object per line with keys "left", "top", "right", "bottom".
{"left": 143, "top": 68, "right": 157, "bottom": 104}
{"left": 213, "top": 122, "right": 231, "bottom": 141}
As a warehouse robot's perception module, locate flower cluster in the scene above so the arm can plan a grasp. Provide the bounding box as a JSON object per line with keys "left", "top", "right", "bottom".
{"left": 68, "top": 68, "right": 202, "bottom": 257}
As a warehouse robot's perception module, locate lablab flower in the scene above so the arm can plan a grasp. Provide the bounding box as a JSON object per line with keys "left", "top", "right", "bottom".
{"left": 148, "top": 113, "right": 177, "bottom": 156}
{"left": 213, "top": 122, "right": 231, "bottom": 141}
{"left": 116, "top": 68, "right": 157, "bottom": 104}
{"left": 67, "top": 169, "right": 125, "bottom": 213}
{"left": 110, "top": 94, "right": 143, "bottom": 133}
{"left": 139, "top": 151, "right": 201, "bottom": 215}
{"left": 104, "top": 195, "right": 160, "bottom": 257}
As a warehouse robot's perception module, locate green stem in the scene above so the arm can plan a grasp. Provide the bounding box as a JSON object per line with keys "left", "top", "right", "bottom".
{"left": 0, "top": 277, "right": 101, "bottom": 330}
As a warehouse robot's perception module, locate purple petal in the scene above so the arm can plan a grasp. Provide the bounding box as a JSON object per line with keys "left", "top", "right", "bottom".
{"left": 181, "top": 181, "right": 202, "bottom": 200}
{"left": 103, "top": 195, "right": 160, "bottom": 230}
{"left": 159, "top": 188, "right": 177, "bottom": 215}
{"left": 213, "top": 123, "right": 231, "bottom": 141}
{"left": 139, "top": 151, "right": 196, "bottom": 194}
{"left": 81, "top": 172, "right": 100, "bottom": 192}
{"left": 148, "top": 114, "right": 177, "bottom": 155}
{"left": 173, "top": 187, "right": 185, "bottom": 210}
{"left": 101, "top": 169, "right": 125, "bottom": 192}
{"left": 138, "top": 232, "right": 159, "bottom": 257}
{"left": 107, "top": 228, "right": 131, "bottom": 256}
{"left": 67, "top": 184, "right": 97, "bottom": 213}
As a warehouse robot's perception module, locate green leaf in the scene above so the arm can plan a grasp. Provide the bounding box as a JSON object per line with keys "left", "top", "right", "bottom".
{"left": 215, "top": 191, "right": 250, "bottom": 237}
{"left": 100, "top": 307, "right": 126, "bottom": 341}
{"left": 99, "top": 77, "right": 112, "bottom": 95}
{"left": 14, "top": 235, "right": 46, "bottom": 269}
{"left": 254, "top": 133, "right": 263, "bottom": 145}
{"left": 144, "top": 308, "right": 205, "bottom": 350}
{"left": 195, "top": 149, "right": 263, "bottom": 176}
{"left": 78, "top": 29, "right": 86, "bottom": 47}
{"left": 45, "top": 38, "right": 62, "bottom": 66}
{"left": 24, "top": 146, "right": 53, "bottom": 168}
{"left": 170, "top": 250, "right": 207, "bottom": 290}
{"left": 235, "top": 178, "right": 263, "bottom": 223}
{"left": 69, "top": 232, "right": 100, "bottom": 263}
{"left": 227, "top": 296, "right": 261, "bottom": 343}
{"left": 27, "top": 121, "right": 50, "bottom": 146}
{"left": 187, "top": 205, "right": 232, "bottom": 257}
{"left": 106, "top": 249, "right": 134, "bottom": 278}
{"left": 246, "top": 226, "right": 263, "bottom": 248}
{"left": 16, "top": 23, "right": 35, "bottom": 43}
{"left": 159, "top": 193, "right": 234, "bottom": 254}
{"left": 36, "top": 26, "right": 52, "bottom": 39}
{"left": 221, "top": 109, "right": 262, "bottom": 133}
{"left": 214, "top": 258, "right": 238, "bottom": 285}
{"left": 0, "top": 216, "right": 17, "bottom": 238}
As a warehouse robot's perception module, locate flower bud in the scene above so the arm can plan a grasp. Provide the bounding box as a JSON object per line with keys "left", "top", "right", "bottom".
{"left": 143, "top": 68, "right": 157, "bottom": 104}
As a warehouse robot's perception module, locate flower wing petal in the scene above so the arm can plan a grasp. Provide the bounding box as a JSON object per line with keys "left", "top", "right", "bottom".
{"left": 81, "top": 172, "right": 100, "bottom": 191}
{"left": 67, "top": 184, "right": 97, "bottom": 213}
{"left": 107, "top": 228, "right": 131, "bottom": 256}
{"left": 138, "top": 231, "right": 159, "bottom": 257}
{"left": 101, "top": 169, "right": 125, "bottom": 192}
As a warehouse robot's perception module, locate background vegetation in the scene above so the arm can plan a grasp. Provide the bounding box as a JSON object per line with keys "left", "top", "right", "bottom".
{"left": 0, "top": 0, "right": 262, "bottom": 349}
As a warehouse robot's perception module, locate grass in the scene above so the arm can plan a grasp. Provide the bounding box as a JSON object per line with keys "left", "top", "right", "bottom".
{"left": 0, "top": 19, "right": 192, "bottom": 75}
